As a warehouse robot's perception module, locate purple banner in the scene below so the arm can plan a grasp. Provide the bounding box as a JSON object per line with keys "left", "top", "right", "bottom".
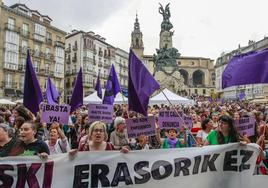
{"left": 158, "top": 110, "right": 193, "bottom": 130}
{"left": 88, "top": 104, "right": 113, "bottom": 124}
{"left": 126, "top": 116, "right": 156, "bottom": 138}
{"left": 235, "top": 117, "right": 256, "bottom": 137}
{"left": 40, "top": 103, "right": 70, "bottom": 124}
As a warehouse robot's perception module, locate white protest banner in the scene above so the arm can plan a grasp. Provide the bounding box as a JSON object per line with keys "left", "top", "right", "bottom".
{"left": 235, "top": 117, "right": 256, "bottom": 136}
{"left": 88, "top": 104, "right": 113, "bottom": 123}
{"left": 126, "top": 116, "right": 156, "bottom": 138}
{"left": 40, "top": 103, "right": 70, "bottom": 124}
{"left": 0, "top": 144, "right": 264, "bottom": 188}
{"left": 158, "top": 110, "right": 193, "bottom": 129}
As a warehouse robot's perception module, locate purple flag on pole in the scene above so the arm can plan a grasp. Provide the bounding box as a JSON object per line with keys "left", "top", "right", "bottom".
{"left": 70, "top": 67, "right": 83, "bottom": 113}
{"left": 46, "top": 77, "right": 60, "bottom": 104}
{"left": 23, "top": 50, "right": 43, "bottom": 115}
{"left": 128, "top": 50, "right": 160, "bottom": 116}
{"left": 95, "top": 72, "right": 102, "bottom": 99}
{"left": 102, "top": 64, "right": 121, "bottom": 105}
{"left": 222, "top": 49, "right": 268, "bottom": 89}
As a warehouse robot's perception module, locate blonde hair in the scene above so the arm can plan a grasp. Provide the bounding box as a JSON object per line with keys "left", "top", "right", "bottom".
{"left": 88, "top": 121, "right": 108, "bottom": 141}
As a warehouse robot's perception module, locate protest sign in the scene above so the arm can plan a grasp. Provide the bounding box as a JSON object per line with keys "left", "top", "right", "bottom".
{"left": 126, "top": 116, "right": 156, "bottom": 138}
{"left": 235, "top": 117, "right": 256, "bottom": 137}
{"left": 40, "top": 103, "right": 70, "bottom": 124}
{"left": 158, "top": 110, "right": 193, "bottom": 129}
{"left": 88, "top": 104, "right": 113, "bottom": 123}
{"left": 0, "top": 144, "right": 261, "bottom": 188}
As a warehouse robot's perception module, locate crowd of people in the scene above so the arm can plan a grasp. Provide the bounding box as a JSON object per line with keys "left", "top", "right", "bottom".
{"left": 0, "top": 97, "right": 268, "bottom": 175}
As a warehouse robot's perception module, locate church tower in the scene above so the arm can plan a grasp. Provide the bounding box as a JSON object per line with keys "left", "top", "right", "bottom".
{"left": 130, "top": 14, "right": 144, "bottom": 58}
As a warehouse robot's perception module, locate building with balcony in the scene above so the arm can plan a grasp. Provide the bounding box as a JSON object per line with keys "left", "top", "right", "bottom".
{"left": 215, "top": 38, "right": 268, "bottom": 100}
{"left": 65, "top": 30, "right": 128, "bottom": 103}
{"left": 0, "top": 2, "right": 66, "bottom": 100}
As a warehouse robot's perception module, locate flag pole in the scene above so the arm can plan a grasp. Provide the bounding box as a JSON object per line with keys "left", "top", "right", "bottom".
{"left": 159, "top": 88, "right": 198, "bottom": 145}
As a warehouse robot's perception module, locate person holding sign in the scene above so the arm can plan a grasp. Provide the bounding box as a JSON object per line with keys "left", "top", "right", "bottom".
{"left": 204, "top": 115, "right": 247, "bottom": 145}
{"left": 45, "top": 122, "right": 70, "bottom": 155}
{"left": 196, "top": 118, "right": 213, "bottom": 146}
{"left": 156, "top": 127, "right": 187, "bottom": 149}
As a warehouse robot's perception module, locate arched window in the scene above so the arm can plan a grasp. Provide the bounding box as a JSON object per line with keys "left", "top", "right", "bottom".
{"left": 179, "top": 69, "right": 189, "bottom": 85}
{"left": 193, "top": 70, "right": 204, "bottom": 86}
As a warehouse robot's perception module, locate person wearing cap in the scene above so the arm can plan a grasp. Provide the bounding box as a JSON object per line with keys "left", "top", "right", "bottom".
{"left": 0, "top": 123, "right": 24, "bottom": 157}
{"left": 109, "top": 117, "right": 129, "bottom": 150}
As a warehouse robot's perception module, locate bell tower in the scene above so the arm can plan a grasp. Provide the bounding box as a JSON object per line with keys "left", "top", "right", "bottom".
{"left": 130, "top": 14, "right": 144, "bottom": 58}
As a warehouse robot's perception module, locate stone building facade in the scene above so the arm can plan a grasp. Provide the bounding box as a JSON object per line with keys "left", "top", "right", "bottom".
{"left": 65, "top": 30, "right": 128, "bottom": 103}
{"left": 0, "top": 2, "right": 66, "bottom": 100}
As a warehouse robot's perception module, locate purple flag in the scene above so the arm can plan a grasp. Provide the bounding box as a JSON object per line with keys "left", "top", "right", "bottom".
{"left": 70, "top": 67, "right": 83, "bottom": 113}
{"left": 238, "top": 92, "right": 246, "bottom": 101}
{"left": 128, "top": 50, "right": 160, "bottom": 116}
{"left": 23, "top": 50, "right": 43, "bottom": 115}
{"left": 95, "top": 72, "right": 102, "bottom": 99}
{"left": 102, "top": 64, "right": 121, "bottom": 105}
{"left": 222, "top": 49, "right": 268, "bottom": 89}
{"left": 46, "top": 77, "right": 60, "bottom": 104}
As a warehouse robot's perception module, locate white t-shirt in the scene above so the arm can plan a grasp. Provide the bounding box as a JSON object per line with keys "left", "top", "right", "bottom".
{"left": 196, "top": 130, "right": 209, "bottom": 143}
{"left": 45, "top": 138, "right": 70, "bottom": 155}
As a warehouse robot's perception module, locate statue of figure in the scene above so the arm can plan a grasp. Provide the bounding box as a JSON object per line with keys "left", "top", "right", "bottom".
{"left": 159, "top": 3, "right": 173, "bottom": 32}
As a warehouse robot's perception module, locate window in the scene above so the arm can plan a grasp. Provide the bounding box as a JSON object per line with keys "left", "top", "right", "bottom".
{"left": 46, "top": 32, "right": 52, "bottom": 40}
{"left": 5, "top": 74, "right": 12, "bottom": 88}
{"left": 21, "top": 40, "right": 28, "bottom": 47}
{"left": 44, "top": 64, "right": 49, "bottom": 75}
{"left": 195, "top": 89, "right": 198, "bottom": 94}
{"left": 34, "top": 23, "right": 46, "bottom": 42}
{"left": 34, "top": 23, "right": 46, "bottom": 36}
{"left": 34, "top": 60, "right": 40, "bottom": 73}
{"left": 34, "top": 44, "right": 40, "bottom": 56}
{"left": 22, "top": 23, "right": 29, "bottom": 36}
{"left": 45, "top": 48, "right": 50, "bottom": 54}
{"left": 20, "top": 57, "right": 26, "bottom": 71}
{"left": 203, "top": 89, "right": 206, "bottom": 94}
{"left": 20, "top": 75, "right": 24, "bottom": 90}
{"left": 8, "top": 18, "right": 15, "bottom": 30}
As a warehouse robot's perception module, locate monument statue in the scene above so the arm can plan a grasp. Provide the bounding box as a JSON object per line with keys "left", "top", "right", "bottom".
{"left": 158, "top": 3, "right": 173, "bottom": 33}
{"left": 153, "top": 3, "right": 185, "bottom": 94}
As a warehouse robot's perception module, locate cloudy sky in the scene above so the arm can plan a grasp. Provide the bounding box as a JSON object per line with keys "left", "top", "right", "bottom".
{"left": 4, "top": 0, "right": 268, "bottom": 60}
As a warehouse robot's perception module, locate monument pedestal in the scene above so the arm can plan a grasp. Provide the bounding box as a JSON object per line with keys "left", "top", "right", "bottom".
{"left": 154, "top": 70, "right": 185, "bottom": 93}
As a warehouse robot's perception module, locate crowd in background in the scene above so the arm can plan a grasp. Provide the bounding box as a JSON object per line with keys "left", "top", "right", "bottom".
{"left": 0, "top": 97, "right": 268, "bottom": 175}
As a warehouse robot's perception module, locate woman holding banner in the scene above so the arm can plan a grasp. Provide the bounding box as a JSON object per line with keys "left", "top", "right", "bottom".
{"left": 196, "top": 118, "right": 213, "bottom": 146}
{"left": 78, "top": 121, "right": 125, "bottom": 152}
{"left": 204, "top": 115, "right": 242, "bottom": 145}
{"left": 19, "top": 121, "right": 50, "bottom": 158}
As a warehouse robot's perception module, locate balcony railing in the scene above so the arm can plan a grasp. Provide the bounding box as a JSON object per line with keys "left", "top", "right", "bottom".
{"left": 72, "top": 56, "right": 77, "bottom": 62}
{"left": 66, "top": 57, "right": 71, "bottom": 64}
{"left": 72, "top": 45, "right": 77, "bottom": 51}
{"left": 54, "top": 41, "right": 65, "bottom": 48}
{"left": 18, "top": 64, "right": 25, "bottom": 72}
{"left": 65, "top": 47, "right": 71, "bottom": 53}
{"left": 2, "top": 81, "right": 17, "bottom": 88}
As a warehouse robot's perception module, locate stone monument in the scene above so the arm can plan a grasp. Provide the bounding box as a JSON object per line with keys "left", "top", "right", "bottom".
{"left": 153, "top": 3, "right": 185, "bottom": 93}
